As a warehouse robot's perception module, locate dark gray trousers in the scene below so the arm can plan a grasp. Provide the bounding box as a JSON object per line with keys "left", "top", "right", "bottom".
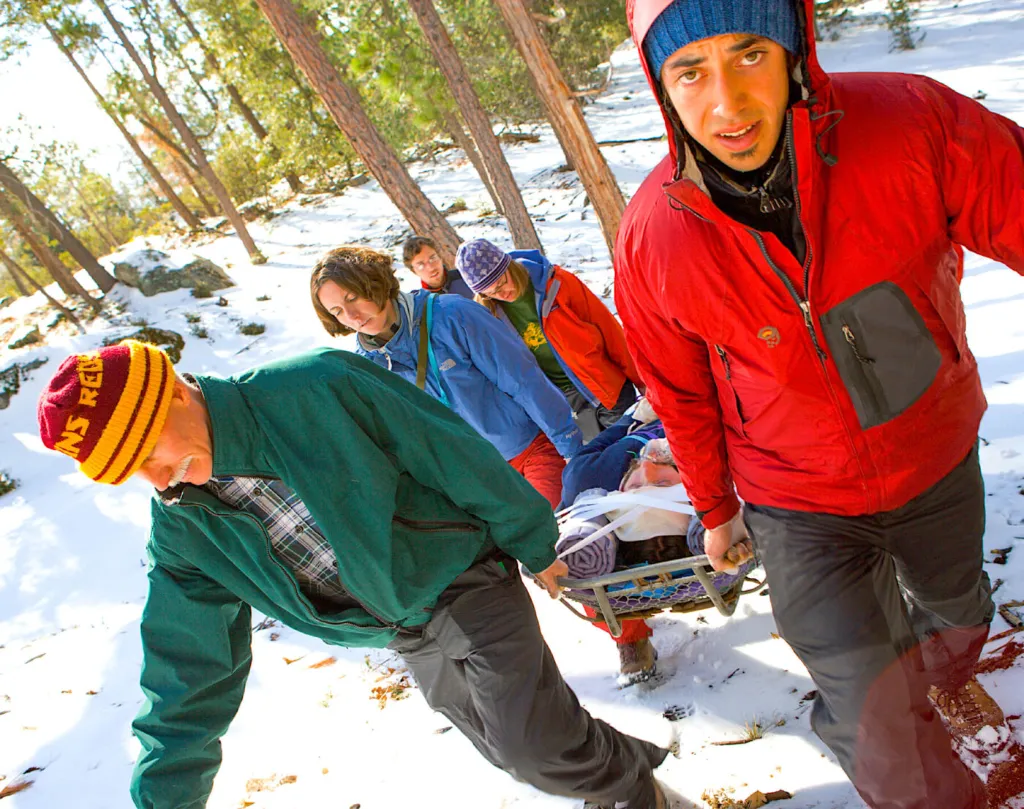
{"left": 745, "top": 445, "right": 993, "bottom": 809}
{"left": 567, "top": 382, "right": 638, "bottom": 443}
{"left": 389, "top": 555, "right": 668, "bottom": 807}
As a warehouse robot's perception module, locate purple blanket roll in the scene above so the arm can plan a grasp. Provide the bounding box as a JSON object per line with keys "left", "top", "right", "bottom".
{"left": 686, "top": 517, "right": 705, "bottom": 556}
{"left": 556, "top": 512, "right": 617, "bottom": 580}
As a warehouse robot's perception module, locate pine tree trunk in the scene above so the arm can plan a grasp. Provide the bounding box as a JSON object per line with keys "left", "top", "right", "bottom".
{"left": 0, "top": 249, "right": 84, "bottom": 330}
{"left": 492, "top": 0, "right": 624, "bottom": 255}
{"left": 122, "top": 124, "right": 204, "bottom": 230}
{"left": 0, "top": 160, "right": 117, "bottom": 292}
{"left": 0, "top": 192, "right": 74, "bottom": 296}
{"left": 408, "top": 0, "right": 541, "bottom": 250}
{"left": 71, "top": 183, "right": 120, "bottom": 253}
{"left": 94, "top": 0, "right": 266, "bottom": 263}
{"left": 1, "top": 250, "right": 29, "bottom": 296}
{"left": 250, "top": 0, "right": 461, "bottom": 265}
{"left": 166, "top": 0, "right": 303, "bottom": 194}
{"left": 0, "top": 192, "right": 99, "bottom": 310}
{"left": 48, "top": 23, "right": 207, "bottom": 232}
{"left": 136, "top": 113, "right": 202, "bottom": 174}
{"left": 221, "top": 83, "right": 304, "bottom": 194}
{"left": 437, "top": 105, "right": 503, "bottom": 215}
{"left": 173, "top": 156, "right": 219, "bottom": 218}
{"left": 136, "top": 0, "right": 221, "bottom": 113}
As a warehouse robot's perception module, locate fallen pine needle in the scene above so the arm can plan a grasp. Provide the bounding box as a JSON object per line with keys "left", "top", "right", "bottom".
{"left": 987, "top": 626, "right": 1024, "bottom": 644}
{"left": 0, "top": 780, "right": 33, "bottom": 798}
{"left": 702, "top": 787, "right": 793, "bottom": 808}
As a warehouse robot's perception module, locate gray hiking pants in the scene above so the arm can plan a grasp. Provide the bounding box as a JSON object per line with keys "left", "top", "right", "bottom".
{"left": 745, "top": 444, "right": 993, "bottom": 809}
{"left": 566, "top": 382, "right": 638, "bottom": 443}
{"left": 389, "top": 554, "right": 668, "bottom": 807}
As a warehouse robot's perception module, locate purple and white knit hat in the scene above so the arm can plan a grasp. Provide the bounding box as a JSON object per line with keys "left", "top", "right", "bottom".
{"left": 455, "top": 239, "right": 512, "bottom": 293}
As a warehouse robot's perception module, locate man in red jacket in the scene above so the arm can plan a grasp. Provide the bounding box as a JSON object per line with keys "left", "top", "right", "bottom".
{"left": 615, "top": 1, "right": 1024, "bottom": 808}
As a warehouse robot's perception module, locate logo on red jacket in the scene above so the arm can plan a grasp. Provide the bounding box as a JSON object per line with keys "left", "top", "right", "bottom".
{"left": 758, "top": 326, "right": 781, "bottom": 348}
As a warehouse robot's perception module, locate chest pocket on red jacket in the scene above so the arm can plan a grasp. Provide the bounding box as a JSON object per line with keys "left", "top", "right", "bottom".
{"left": 819, "top": 281, "right": 941, "bottom": 430}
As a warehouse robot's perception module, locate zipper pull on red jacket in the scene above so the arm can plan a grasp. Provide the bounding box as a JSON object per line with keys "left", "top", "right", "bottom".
{"left": 757, "top": 185, "right": 794, "bottom": 214}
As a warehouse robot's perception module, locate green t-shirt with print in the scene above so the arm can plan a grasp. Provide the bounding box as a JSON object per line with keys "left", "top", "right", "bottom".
{"left": 501, "top": 281, "right": 574, "bottom": 392}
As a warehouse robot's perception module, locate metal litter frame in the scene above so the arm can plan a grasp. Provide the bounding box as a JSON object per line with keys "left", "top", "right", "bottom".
{"left": 554, "top": 554, "right": 766, "bottom": 638}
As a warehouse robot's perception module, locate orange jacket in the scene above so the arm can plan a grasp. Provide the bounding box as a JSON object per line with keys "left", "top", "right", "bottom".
{"left": 511, "top": 251, "right": 642, "bottom": 409}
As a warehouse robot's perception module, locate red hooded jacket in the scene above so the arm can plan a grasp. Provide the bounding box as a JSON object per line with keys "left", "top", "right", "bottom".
{"left": 615, "top": 0, "right": 1024, "bottom": 529}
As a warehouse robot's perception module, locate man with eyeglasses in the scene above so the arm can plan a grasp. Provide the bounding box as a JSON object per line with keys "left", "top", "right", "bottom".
{"left": 402, "top": 235, "right": 475, "bottom": 299}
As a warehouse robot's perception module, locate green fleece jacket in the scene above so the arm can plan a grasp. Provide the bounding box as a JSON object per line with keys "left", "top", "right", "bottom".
{"left": 130, "top": 347, "right": 558, "bottom": 809}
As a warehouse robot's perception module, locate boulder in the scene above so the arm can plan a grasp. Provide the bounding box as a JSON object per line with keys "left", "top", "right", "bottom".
{"left": 104, "top": 327, "right": 185, "bottom": 365}
{"left": 0, "top": 356, "right": 48, "bottom": 410}
{"left": 0, "top": 365, "right": 18, "bottom": 410}
{"left": 44, "top": 309, "right": 67, "bottom": 329}
{"left": 114, "top": 249, "right": 234, "bottom": 297}
{"left": 7, "top": 324, "right": 41, "bottom": 350}
{"left": 239, "top": 199, "right": 273, "bottom": 222}
{"left": 376, "top": 224, "right": 414, "bottom": 249}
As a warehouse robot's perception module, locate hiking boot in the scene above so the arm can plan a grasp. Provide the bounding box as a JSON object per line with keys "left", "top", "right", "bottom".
{"left": 928, "top": 676, "right": 1005, "bottom": 738}
{"left": 617, "top": 637, "right": 657, "bottom": 686}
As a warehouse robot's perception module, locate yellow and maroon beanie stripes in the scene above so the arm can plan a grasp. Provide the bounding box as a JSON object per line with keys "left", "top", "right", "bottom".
{"left": 37, "top": 341, "right": 176, "bottom": 485}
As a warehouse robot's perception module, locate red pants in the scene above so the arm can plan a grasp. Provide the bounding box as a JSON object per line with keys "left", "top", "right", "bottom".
{"left": 584, "top": 606, "right": 652, "bottom": 645}
{"left": 508, "top": 432, "right": 565, "bottom": 509}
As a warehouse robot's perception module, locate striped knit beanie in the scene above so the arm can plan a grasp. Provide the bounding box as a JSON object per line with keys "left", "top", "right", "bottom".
{"left": 455, "top": 239, "right": 512, "bottom": 294}
{"left": 37, "top": 341, "right": 176, "bottom": 485}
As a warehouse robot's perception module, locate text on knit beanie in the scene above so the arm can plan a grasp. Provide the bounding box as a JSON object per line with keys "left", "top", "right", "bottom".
{"left": 643, "top": 0, "right": 802, "bottom": 82}
{"left": 455, "top": 239, "right": 513, "bottom": 294}
{"left": 37, "top": 340, "right": 176, "bottom": 485}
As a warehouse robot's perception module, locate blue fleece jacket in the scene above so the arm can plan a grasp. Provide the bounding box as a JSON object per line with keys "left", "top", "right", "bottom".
{"left": 560, "top": 414, "right": 666, "bottom": 507}
{"left": 355, "top": 290, "right": 582, "bottom": 460}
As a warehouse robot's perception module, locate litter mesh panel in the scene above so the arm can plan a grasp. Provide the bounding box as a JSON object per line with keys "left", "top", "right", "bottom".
{"left": 561, "top": 558, "right": 757, "bottom": 615}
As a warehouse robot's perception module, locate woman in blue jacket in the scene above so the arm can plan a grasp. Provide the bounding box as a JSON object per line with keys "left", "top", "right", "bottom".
{"left": 310, "top": 245, "right": 582, "bottom": 507}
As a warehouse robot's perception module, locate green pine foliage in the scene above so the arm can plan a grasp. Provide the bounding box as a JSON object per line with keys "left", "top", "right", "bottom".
{"left": 0, "top": 471, "right": 17, "bottom": 498}
{"left": 187, "top": 0, "right": 361, "bottom": 188}
{"left": 238, "top": 321, "right": 265, "bottom": 336}
{"left": 1, "top": 0, "right": 629, "bottom": 279}
{"left": 886, "top": 0, "right": 923, "bottom": 51}
{"left": 815, "top": 0, "right": 859, "bottom": 41}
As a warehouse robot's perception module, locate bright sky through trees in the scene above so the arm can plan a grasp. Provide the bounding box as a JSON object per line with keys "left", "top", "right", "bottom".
{"left": 0, "top": 34, "right": 127, "bottom": 178}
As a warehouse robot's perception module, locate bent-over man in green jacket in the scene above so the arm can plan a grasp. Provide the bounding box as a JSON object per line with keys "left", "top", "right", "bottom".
{"left": 36, "top": 340, "right": 671, "bottom": 809}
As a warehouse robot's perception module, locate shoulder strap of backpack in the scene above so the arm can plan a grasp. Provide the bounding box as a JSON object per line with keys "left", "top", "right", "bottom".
{"left": 416, "top": 295, "right": 430, "bottom": 390}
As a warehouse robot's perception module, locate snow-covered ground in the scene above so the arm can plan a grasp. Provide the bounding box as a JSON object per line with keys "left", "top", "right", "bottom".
{"left": 2, "top": 1, "right": 1024, "bottom": 806}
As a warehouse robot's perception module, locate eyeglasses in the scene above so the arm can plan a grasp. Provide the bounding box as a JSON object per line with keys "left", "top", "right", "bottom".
{"left": 481, "top": 271, "right": 513, "bottom": 299}
{"left": 411, "top": 253, "right": 442, "bottom": 273}
{"left": 638, "top": 442, "right": 676, "bottom": 468}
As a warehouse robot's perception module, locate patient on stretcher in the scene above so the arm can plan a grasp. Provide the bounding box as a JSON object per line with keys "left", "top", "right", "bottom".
{"left": 557, "top": 404, "right": 750, "bottom": 685}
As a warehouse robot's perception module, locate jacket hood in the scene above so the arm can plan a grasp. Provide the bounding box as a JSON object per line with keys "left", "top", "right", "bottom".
{"left": 510, "top": 249, "right": 554, "bottom": 296}
{"left": 355, "top": 289, "right": 425, "bottom": 363}
{"left": 626, "top": 0, "right": 832, "bottom": 167}
{"left": 511, "top": 250, "right": 568, "bottom": 323}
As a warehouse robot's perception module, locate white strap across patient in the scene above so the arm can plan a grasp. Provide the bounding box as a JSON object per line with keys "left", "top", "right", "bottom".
{"left": 556, "top": 484, "right": 696, "bottom": 560}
